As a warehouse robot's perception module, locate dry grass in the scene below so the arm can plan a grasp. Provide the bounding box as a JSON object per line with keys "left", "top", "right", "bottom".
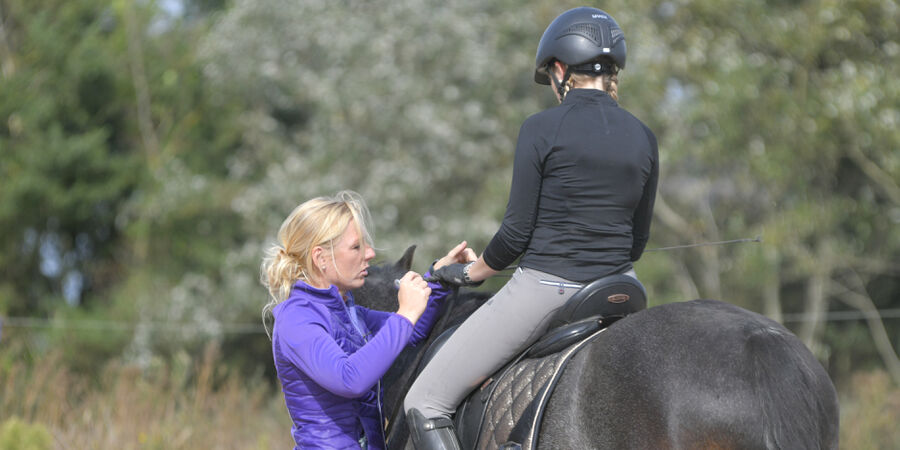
{"left": 4, "top": 338, "right": 900, "bottom": 449}
{"left": 839, "top": 370, "right": 900, "bottom": 449}
{"left": 0, "top": 342, "right": 293, "bottom": 449}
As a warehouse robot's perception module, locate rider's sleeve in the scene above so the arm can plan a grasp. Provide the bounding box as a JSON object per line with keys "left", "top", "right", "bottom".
{"left": 483, "top": 118, "right": 545, "bottom": 271}
{"left": 277, "top": 311, "right": 413, "bottom": 398}
{"left": 630, "top": 127, "right": 658, "bottom": 261}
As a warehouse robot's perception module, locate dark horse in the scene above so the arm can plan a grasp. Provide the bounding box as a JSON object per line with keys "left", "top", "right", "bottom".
{"left": 353, "top": 247, "right": 839, "bottom": 449}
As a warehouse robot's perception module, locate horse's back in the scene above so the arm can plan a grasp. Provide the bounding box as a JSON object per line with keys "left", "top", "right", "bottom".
{"left": 541, "top": 299, "right": 839, "bottom": 450}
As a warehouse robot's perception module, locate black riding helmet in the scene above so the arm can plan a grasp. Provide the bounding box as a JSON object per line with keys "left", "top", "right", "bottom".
{"left": 534, "top": 7, "right": 626, "bottom": 91}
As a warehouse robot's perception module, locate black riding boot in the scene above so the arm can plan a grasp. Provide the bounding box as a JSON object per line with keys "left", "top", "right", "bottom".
{"left": 407, "top": 408, "right": 462, "bottom": 450}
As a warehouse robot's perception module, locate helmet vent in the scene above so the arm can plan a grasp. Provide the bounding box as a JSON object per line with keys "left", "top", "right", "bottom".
{"left": 611, "top": 29, "right": 624, "bottom": 42}
{"left": 559, "top": 23, "right": 606, "bottom": 46}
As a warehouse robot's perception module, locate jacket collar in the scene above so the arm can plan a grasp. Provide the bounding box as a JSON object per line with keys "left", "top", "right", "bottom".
{"left": 563, "top": 88, "right": 618, "bottom": 107}
{"left": 289, "top": 279, "right": 355, "bottom": 310}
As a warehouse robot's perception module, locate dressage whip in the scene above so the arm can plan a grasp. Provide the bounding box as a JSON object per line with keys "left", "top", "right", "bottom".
{"left": 644, "top": 236, "right": 762, "bottom": 252}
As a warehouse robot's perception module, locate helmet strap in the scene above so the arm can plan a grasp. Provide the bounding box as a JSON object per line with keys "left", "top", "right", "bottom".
{"left": 571, "top": 61, "right": 619, "bottom": 76}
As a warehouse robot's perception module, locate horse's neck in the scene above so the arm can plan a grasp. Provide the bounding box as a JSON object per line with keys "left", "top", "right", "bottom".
{"left": 382, "top": 292, "right": 485, "bottom": 443}
{"left": 384, "top": 302, "right": 457, "bottom": 402}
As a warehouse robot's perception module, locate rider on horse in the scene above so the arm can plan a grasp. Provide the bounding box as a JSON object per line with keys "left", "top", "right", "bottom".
{"left": 409, "top": 7, "right": 660, "bottom": 449}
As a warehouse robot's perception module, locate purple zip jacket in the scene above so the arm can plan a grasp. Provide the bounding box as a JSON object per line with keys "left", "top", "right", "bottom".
{"left": 272, "top": 275, "right": 449, "bottom": 449}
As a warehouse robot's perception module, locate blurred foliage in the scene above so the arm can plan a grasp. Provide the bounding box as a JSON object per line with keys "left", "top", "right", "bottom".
{"left": 0, "top": 0, "right": 254, "bottom": 373}
{"left": 0, "top": 418, "right": 52, "bottom": 450}
{"left": 198, "top": 0, "right": 547, "bottom": 259}
{"left": 196, "top": 0, "right": 899, "bottom": 384}
{"left": 0, "top": 0, "right": 899, "bottom": 445}
{"left": 0, "top": 0, "right": 140, "bottom": 316}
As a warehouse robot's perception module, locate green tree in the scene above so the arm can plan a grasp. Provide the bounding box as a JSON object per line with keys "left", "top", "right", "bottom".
{"left": 0, "top": 0, "right": 249, "bottom": 372}
{"left": 3, "top": 0, "right": 896, "bottom": 392}
{"left": 633, "top": 0, "right": 900, "bottom": 384}
{"left": 0, "top": 0, "right": 141, "bottom": 316}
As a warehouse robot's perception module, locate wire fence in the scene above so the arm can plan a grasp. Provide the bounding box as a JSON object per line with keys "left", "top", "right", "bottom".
{"left": 2, "top": 307, "right": 900, "bottom": 340}
{"left": 0, "top": 316, "right": 264, "bottom": 336}
{"left": 780, "top": 308, "right": 900, "bottom": 323}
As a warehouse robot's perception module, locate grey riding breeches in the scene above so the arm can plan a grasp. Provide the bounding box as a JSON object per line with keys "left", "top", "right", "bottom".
{"left": 403, "top": 266, "right": 637, "bottom": 419}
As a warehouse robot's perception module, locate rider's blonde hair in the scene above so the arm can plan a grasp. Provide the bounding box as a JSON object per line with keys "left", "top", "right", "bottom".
{"left": 563, "top": 72, "right": 619, "bottom": 101}
{"left": 260, "top": 190, "right": 374, "bottom": 336}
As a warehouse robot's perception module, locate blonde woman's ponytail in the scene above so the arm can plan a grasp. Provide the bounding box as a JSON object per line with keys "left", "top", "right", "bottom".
{"left": 260, "top": 246, "right": 307, "bottom": 335}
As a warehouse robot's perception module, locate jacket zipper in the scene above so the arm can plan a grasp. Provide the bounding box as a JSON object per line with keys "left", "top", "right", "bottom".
{"left": 344, "top": 298, "right": 385, "bottom": 447}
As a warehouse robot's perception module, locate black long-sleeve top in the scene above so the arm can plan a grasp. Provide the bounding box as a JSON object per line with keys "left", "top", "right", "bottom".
{"left": 483, "top": 89, "right": 658, "bottom": 283}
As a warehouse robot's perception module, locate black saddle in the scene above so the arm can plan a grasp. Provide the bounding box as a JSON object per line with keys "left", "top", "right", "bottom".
{"left": 524, "top": 273, "right": 648, "bottom": 357}
{"left": 413, "top": 273, "right": 648, "bottom": 449}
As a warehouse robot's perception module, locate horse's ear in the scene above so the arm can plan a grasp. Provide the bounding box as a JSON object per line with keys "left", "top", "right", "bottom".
{"left": 395, "top": 245, "right": 416, "bottom": 272}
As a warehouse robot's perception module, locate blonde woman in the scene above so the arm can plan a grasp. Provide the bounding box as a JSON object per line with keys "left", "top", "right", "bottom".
{"left": 262, "top": 191, "right": 474, "bottom": 449}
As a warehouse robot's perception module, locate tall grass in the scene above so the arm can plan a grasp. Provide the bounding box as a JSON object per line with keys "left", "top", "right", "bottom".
{"left": 4, "top": 337, "right": 900, "bottom": 449}
{"left": 0, "top": 342, "right": 293, "bottom": 449}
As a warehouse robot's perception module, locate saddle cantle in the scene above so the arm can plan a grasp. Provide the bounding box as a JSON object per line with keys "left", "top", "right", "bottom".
{"left": 451, "top": 273, "right": 648, "bottom": 449}
{"left": 519, "top": 273, "right": 647, "bottom": 360}
{"left": 547, "top": 273, "right": 647, "bottom": 329}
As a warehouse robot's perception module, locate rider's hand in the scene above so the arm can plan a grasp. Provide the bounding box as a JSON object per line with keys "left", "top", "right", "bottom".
{"left": 396, "top": 271, "right": 431, "bottom": 325}
{"left": 425, "top": 262, "right": 484, "bottom": 287}
{"left": 433, "top": 241, "right": 477, "bottom": 272}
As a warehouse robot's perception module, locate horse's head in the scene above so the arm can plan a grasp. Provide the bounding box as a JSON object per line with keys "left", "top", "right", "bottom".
{"left": 353, "top": 245, "right": 416, "bottom": 312}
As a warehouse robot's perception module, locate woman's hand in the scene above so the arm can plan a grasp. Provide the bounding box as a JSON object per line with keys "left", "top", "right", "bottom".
{"left": 433, "top": 241, "right": 477, "bottom": 271}
{"left": 395, "top": 271, "right": 431, "bottom": 325}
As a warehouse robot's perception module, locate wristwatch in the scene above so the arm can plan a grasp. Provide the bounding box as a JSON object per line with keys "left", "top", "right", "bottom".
{"left": 463, "top": 261, "right": 476, "bottom": 284}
